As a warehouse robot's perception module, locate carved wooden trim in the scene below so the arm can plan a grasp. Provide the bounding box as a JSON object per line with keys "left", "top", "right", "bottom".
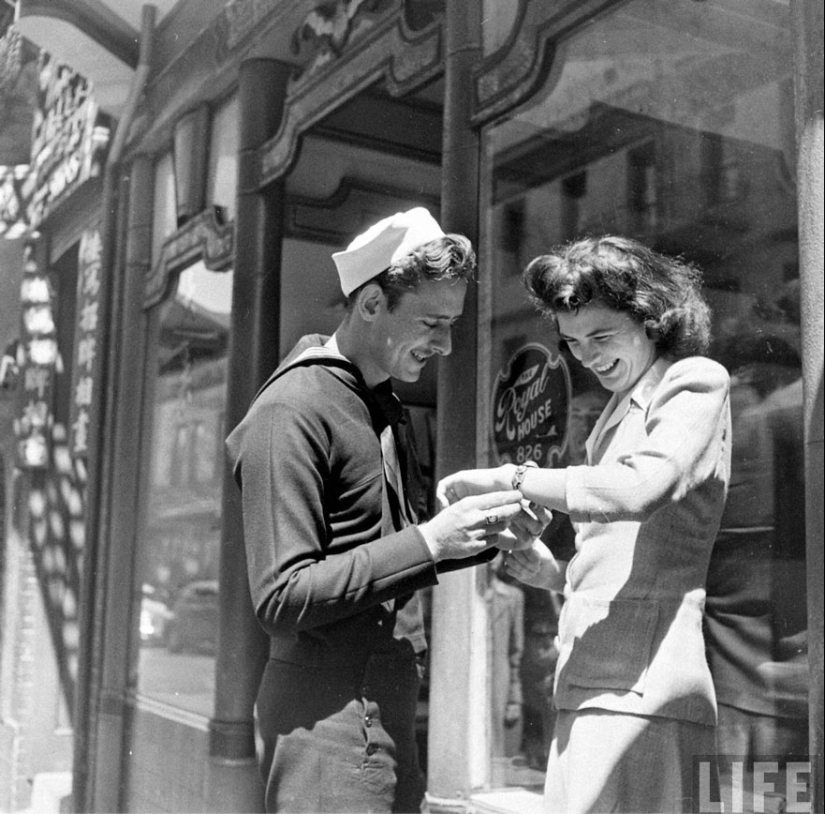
{"left": 471, "top": 0, "right": 621, "bottom": 126}
{"left": 290, "top": 0, "right": 396, "bottom": 68}
{"left": 144, "top": 208, "right": 234, "bottom": 309}
{"left": 254, "top": 0, "right": 443, "bottom": 190}
{"left": 225, "top": 0, "right": 283, "bottom": 51}
{"left": 285, "top": 176, "right": 440, "bottom": 244}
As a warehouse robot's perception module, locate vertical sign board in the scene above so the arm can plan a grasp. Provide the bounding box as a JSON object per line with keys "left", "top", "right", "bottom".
{"left": 15, "top": 237, "right": 57, "bottom": 468}
{"left": 0, "top": 165, "right": 30, "bottom": 239}
{"left": 69, "top": 228, "right": 103, "bottom": 459}
{"left": 15, "top": 49, "right": 110, "bottom": 459}
{"left": 491, "top": 342, "right": 572, "bottom": 467}
{"left": 21, "top": 51, "right": 110, "bottom": 231}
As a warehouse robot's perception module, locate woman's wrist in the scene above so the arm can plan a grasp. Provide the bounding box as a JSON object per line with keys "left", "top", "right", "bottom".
{"left": 499, "top": 464, "right": 518, "bottom": 491}
{"left": 511, "top": 460, "right": 539, "bottom": 493}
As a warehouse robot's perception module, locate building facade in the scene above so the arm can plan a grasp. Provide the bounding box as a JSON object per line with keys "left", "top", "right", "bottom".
{"left": 2, "top": 1, "right": 822, "bottom": 812}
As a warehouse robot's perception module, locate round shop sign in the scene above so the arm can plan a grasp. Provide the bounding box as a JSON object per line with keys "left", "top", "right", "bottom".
{"left": 492, "top": 342, "right": 571, "bottom": 466}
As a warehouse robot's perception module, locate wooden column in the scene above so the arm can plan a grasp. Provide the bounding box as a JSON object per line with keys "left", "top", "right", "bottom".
{"left": 790, "top": 1, "right": 824, "bottom": 809}
{"left": 90, "top": 153, "right": 153, "bottom": 813}
{"left": 429, "top": 0, "right": 489, "bottom": 806}
{"left": 173, "top": 104, "right": 210, "bottom": 226}
{"left": 77, "top": 9, "right": 155, "bottom": 811}
{"left": 207, "top": 58, "right": 292, "bottom": 813}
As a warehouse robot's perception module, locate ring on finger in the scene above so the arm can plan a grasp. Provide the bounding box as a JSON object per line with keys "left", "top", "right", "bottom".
{"left": 484, "top": 512, "right": 499, "bottom": 526}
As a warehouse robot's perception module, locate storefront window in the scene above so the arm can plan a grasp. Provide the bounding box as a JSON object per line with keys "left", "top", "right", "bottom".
{"left": 481, "top": 0, "right": 802, "bottom": 797}
{"left": 135, "top": 260, "right": 232, "bottom": 715}
{"left": 481, "top": 1, "right": 520, "bottom": 56}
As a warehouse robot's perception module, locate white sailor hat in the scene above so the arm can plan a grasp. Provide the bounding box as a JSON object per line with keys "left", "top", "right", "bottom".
{"left": 332, "top": 207, "right": 445, "bottom": 296}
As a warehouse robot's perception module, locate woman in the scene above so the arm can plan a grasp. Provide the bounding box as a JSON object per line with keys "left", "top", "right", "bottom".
{"left": 438, "top": 236, "right": 731, "bottom": 813}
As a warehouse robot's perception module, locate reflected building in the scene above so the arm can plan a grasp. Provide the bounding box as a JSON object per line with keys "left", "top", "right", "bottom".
{"left": 0, "top": 2, "right": 821, "bottom": 813}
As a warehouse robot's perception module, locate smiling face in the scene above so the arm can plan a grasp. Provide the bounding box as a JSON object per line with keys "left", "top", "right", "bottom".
{"left": 556, "top": 303, "right": 659, "bottom": 399}
{"left": 362, "top": 277, "right": 468, "bottom": 386}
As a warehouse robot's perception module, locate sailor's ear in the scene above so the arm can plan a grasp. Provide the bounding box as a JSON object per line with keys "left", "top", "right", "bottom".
{"left": 357, "top": 282, "right": 385, "bottom": 321}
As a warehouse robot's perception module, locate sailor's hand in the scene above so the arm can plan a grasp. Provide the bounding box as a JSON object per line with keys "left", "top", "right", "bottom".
{"left": 419, "top": 490, "right": 524, "bottom": 562}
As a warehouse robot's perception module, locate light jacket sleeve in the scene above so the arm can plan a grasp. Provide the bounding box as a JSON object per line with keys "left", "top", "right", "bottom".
{"left": 565, "top": 357, "right": 731, "bottom": 523}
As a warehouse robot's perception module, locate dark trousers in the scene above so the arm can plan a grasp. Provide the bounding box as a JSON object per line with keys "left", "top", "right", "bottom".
{"left": 255, "top": 648, "right": 425, "bottom": 813}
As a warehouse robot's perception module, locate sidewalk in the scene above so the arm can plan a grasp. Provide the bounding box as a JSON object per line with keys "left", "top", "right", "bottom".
{"left": 24, "top": 773, "right": 71, "bottom": 814}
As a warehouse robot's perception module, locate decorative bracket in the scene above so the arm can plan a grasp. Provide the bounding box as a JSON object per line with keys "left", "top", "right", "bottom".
{"left": 254, "top": 0, "right": 443, "bottom": 189}
{"left": 291, "top": 0, "right": 395, "bottom": 66}
{"left": 144, "top": 208, "right": 234, "bottom": 309}
{"left": 471, "top": 0, "right": 619, "bottom": 126}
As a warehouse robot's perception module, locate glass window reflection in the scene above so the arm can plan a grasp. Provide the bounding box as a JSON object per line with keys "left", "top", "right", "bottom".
{"left": 151, "top": 153, "right": 177, "bottom": 270}
{"left": 136, "top": 260, "right": 232, "bottom": 716}
{"left": 207, "top": 94, "right": 239, "bottom": 223}
{"left": 482, "top": 0, "right": 802, "bottom": 796}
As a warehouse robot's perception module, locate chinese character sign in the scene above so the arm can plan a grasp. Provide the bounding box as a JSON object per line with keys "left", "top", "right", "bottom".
{"left": 21, "top": 52, "right": 110, "bottom": 231}
{"left": 492, "top": 343, "right": 572, "bottom": 467}
{"left": 1, "top": 165, "right": 30, "bottom": 239}
{"left": 14, "top": 238, "right": 57, "bottom": 468}
{"left": 69, "top": 228, "right": 103, "bottom": 459}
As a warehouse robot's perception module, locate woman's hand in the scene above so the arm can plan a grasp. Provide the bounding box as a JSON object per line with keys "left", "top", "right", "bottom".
{"left": 496, "top": 501, "right": 553, "bottom": 551}
{"left": 502, "top": 539, "right": 566, "bottom": 592}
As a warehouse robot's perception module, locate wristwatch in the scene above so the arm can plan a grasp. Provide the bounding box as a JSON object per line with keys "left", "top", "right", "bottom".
{"left": 511, "top": 460, "right": 538, "bottom": 491}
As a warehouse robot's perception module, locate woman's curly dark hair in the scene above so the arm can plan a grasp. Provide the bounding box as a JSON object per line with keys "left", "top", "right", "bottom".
{"left": 522, "top": 236, "right": 712, "bottom": 359}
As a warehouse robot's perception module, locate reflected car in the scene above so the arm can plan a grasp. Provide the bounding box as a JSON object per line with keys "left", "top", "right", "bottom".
{"left": 140, "top": 584, "right": 173, "bottom": 646}
{"left": 165, "top": 579, "right": 219, "bottom": 654}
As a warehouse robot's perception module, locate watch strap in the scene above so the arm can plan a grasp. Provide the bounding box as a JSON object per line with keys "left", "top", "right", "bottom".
{"left": 511, "top": 460, "right": 538, "bottom": 491}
